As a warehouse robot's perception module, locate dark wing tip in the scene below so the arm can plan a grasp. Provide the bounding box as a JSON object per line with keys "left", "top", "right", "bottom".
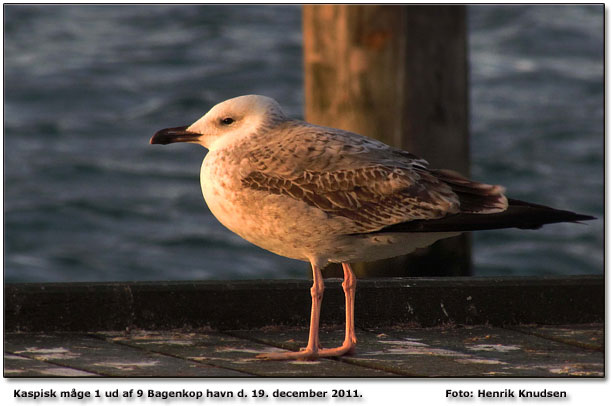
{"left": 367, "top": 199, "right": 596, "bottom": 234}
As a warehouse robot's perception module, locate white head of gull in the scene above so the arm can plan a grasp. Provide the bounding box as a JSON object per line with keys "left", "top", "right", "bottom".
{"left": 151, "top": 94, "right": 594, "bottom": 360}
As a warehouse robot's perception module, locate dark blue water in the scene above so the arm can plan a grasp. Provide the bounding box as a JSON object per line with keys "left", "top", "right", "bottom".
{"left": 3, "top": 5, "right": 603, "bottom": 282}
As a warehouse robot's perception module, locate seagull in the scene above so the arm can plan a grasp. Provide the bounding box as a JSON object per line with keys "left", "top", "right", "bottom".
{"left": 150, "top": 94, "right": 595, "bottom": 360}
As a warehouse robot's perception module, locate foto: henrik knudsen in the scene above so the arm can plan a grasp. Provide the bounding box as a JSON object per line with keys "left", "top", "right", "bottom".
{"left": 446, "top": 389, "right": 567, "bottom": 398}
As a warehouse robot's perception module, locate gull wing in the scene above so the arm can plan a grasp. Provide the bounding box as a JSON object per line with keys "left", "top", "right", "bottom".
{"left": 240, "top": 121, "right": 507, "bottom": 233}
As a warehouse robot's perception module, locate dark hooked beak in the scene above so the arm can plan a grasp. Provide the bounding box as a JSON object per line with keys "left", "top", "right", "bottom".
{"left": 150, "top": 126, "right": 201, "bottom": 145}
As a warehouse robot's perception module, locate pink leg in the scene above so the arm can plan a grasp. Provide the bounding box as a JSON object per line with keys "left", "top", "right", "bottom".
{"left": 257, "top": 262, "right": 358, "bottom": 360}
{"left": 318, "top": 263, "right": 357, "bottom": 357}
{"left": 257, "top": 263, "right": 324, "bottom": 360}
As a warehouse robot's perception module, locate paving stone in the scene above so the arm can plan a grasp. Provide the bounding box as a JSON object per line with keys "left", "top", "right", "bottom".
{"left": 232, "top": 324, "right": 604, "bottom": 377}
{"left": 508, "top": 324, "right": 604, "bottom": 351}
{"left": 4, "top": 324, "right": 603, "bottom": 378}
{"left": 370, "top": 325, "right": 604, "bottom": 377}
{"left": 4, "top": 353, "right": 99, "bottom": 377}
{"left": 230, "top": 326, "right": 491, "bottom": 377}
{"left": 102, "top": 330, "right": 397, "bottom": 377}
{"left": 4, "top": 333, "right": 249, "bottom": 377}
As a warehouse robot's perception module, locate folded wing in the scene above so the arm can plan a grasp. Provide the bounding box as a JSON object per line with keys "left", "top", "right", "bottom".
{"left": 241, "top": 121, "right": 515, "bottom": 234}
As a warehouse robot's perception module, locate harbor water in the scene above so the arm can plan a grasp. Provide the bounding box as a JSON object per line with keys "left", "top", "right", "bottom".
{"left": 3, "top": 5, "right": 603, "bottom": 282}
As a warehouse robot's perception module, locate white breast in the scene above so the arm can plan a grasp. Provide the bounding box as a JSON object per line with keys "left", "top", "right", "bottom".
{"left": 200, "top": 152, "right": 241, "bottom": 235}
{"left": 200, "top": 151, "right": 340, "bottom": 264}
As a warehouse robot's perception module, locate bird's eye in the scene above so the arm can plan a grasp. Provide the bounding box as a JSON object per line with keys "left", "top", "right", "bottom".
{"left": 221, "top": 117, "right": 234, "bottom": 125}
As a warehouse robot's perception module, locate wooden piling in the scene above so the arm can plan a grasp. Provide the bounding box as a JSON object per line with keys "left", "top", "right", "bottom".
{"left": 303, "top": 5, "right": 471, "bottom": 277}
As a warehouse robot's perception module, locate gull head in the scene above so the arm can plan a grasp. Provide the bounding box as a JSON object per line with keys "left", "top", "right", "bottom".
{"left": 150, "top": 95, "right": 286, "bottom": 151}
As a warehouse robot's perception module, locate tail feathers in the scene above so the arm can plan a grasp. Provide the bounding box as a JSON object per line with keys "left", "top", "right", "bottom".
{"left": 373, "top": 198, "right": 595, "bottom": 234}
{"left": 432, "top": 169, "right": 508, "bottom": 214}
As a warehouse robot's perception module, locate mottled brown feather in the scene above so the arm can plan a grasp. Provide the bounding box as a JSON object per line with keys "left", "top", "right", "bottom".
{"left": 239, "top": 120, "right": 508, "bottom": 233}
